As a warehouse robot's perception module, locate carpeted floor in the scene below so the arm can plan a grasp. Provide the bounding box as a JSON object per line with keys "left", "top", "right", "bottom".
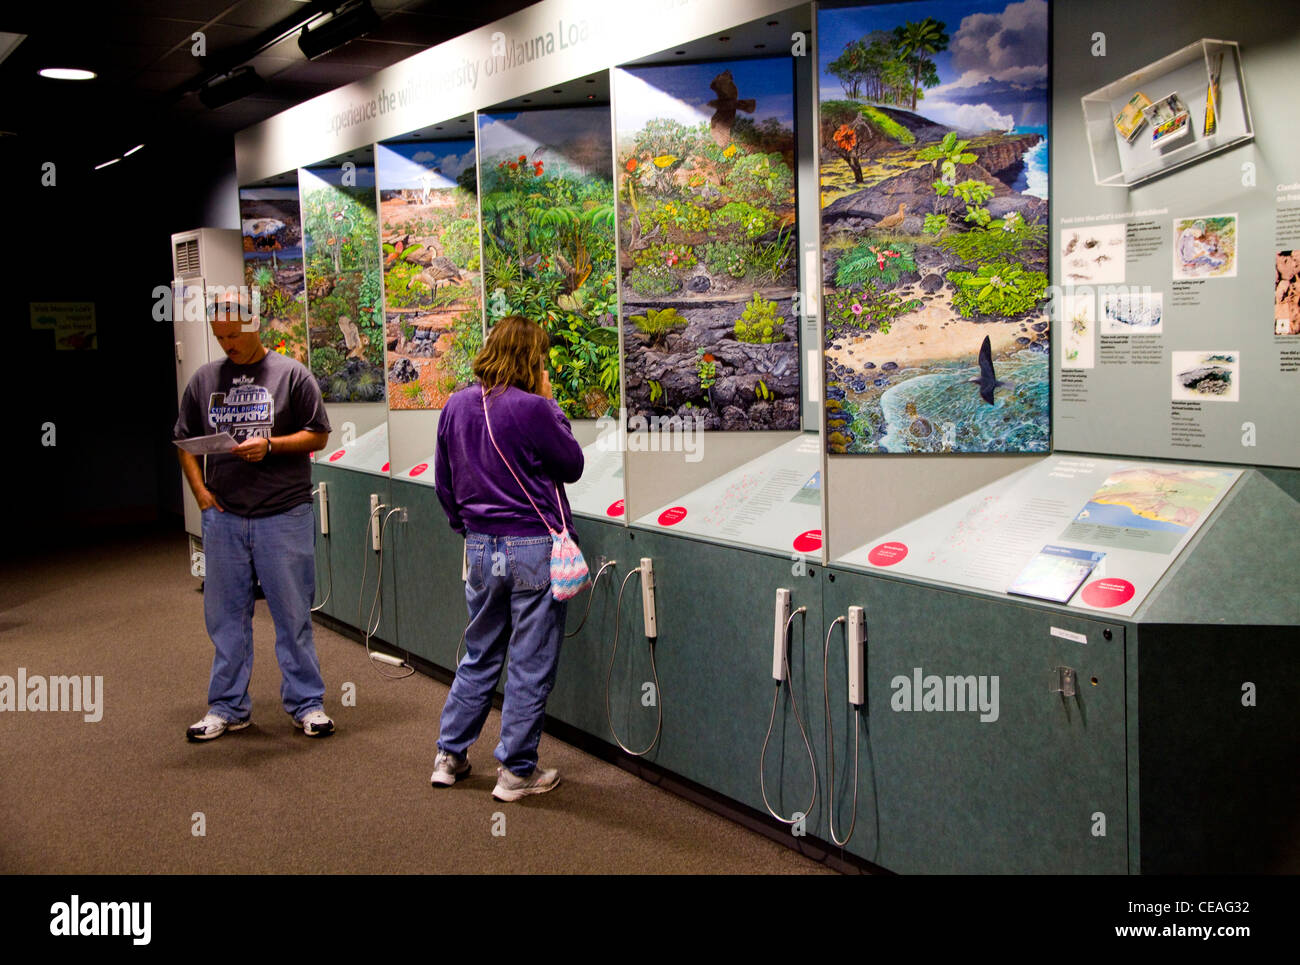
{"left": 0, "top": 527, "right": 832, "bottom": 875}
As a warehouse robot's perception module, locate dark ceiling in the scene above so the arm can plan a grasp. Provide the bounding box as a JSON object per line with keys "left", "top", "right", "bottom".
{"left": 0, "top": 0, "right": 539, "bottom": 160}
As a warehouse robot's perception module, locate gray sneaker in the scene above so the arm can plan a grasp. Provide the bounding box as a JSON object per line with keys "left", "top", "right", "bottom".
{"left": 186, "top": 712, "right": 251, "bottom": 742}
{"left": 492, "top": 764, "right": 560, "bottom": 802}
{"left": 430, "top": 750, "right": 471, "bottom": 787}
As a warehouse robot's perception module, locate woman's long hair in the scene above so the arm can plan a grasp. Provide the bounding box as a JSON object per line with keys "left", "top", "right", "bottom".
{"left": 473, "top": 315, "right": 549, "bottom": 395}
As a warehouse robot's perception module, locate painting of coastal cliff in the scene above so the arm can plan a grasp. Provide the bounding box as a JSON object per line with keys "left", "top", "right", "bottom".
{"left": 615, "top": 58, "right": 799, "bottom": 430}
{"left": 819, "top": 0, "right": 1050, "bottom": 453}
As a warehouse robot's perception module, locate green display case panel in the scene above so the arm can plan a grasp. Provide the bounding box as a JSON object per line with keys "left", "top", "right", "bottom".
{"left": 553, "top": 526, "right": 830, "bottom": 839}
{"left": 823, "top": 568, "right": 1129, "bottom": 874}
{"left": 385, "top": 478, "right": 473, "bottom": 669}
{"left": 310, "top": 463, "right": 396, "bottom": 643}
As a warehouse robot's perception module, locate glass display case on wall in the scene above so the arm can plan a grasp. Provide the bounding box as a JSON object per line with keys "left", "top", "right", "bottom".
{"left": 375, "top": 114, "right": 484, "bottom": 485}
{"left": 476, "top": 73, "right": 627, "bottom": 522}
{"left": 613, "top": 11, "right": 824, "bottom": 557}
{"left": 1081, "top": 39, "right": 1252, "bottom": 188}
{"left": 299, "top": 146, "right": 390, "bottom": 476}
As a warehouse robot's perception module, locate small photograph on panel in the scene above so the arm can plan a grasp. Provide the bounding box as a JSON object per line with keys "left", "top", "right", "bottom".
{"left": 1171, "top": 350, "right": 1240, "bottom": 402}
{"left": 1172, "top": 213, "right": 1237, "bottom": 279}
{"left": 1101, "top": 289, "right": 1162, "bottom": 334}
{"left": 1059, "top": 223, "right": 1125, "bottom": 285}
{"left": 1059, "top": 291, "right": 1095, "bottom": 369}
{"left": 1275, "top": 250, "right": 1300, "bottom": 335}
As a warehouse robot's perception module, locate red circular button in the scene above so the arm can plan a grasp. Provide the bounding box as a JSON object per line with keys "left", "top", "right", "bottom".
{"left": 1080, "top": 578, "right": 1135, "bottom": 608}
{"left": 606, "top": 499, "right": 625, "bottom": 517}
{"left": 409, "top": 462, "right": 428, "bottom": 477}
{"left": 793, "top": 529, "right": 822, "bottom": 552}
{"left": 658, "top": 506, "right": 687, "bottom": 526}
{"left": 868, "top": 541, "right": 908, "bottom": 566}
{"left": 328, "top": 449, "right": 345, "bottom": 462}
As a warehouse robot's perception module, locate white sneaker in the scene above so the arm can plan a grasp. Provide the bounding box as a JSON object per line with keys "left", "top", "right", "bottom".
{"left": 186, "top": 712, "right": 250, "bottom": 742}
{"left": 293, "top": 709, "right": 335, "bottom": 737}
{"left": 492, "top": 764, "right": 560, "bottom": 802}
{"left": 430, "top": 750, "right": 471, "bottom": 787}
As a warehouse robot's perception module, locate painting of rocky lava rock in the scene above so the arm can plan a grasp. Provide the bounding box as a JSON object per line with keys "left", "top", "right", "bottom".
{"left": 819, "top": 0, "right": 1050, "bottom": 453}
{"left": 478, "top": 107, "right": 619, "bottom": 420}
{"left": 300, "top": 165, "right": 385, "bottom": 402}
{"left": 377, "top": 140, "right": 483, "bottom": 410}
{"left": 239, "top": 186, "right": 307, "bottom": 364}
{"left": 616, "top": 58, "right": 799, "bottom": 430}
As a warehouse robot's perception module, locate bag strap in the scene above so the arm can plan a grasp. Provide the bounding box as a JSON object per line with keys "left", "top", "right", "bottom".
{"left": 481, "top": 386, "right": 564, "bottom": 537}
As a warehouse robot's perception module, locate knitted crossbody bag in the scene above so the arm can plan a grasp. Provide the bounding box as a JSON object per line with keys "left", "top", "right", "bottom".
{"left": 481, "top": 387, "right": 589, "bottom": 601}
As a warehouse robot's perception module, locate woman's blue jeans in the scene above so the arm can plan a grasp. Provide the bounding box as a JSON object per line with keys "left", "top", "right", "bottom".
{"left": 200, "top": 502, "right": 325, "bottom": 722}
{"left": 437, "top": 532, "right": 566, "bottom": 776}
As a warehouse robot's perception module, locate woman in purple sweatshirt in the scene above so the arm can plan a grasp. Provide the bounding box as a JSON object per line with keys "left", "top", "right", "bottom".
{"left": 430, "top": 315, "right": 585, "bottom": 801}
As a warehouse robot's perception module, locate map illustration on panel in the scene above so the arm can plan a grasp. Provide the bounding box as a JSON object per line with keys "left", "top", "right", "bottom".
{"left": 300, "top": 165, "right": 385, "bottom": 402}
{"left": 377, "top": 141, "right": 483, "bottom": 410}
{"left": 478, "top": 106, "right": 619, "bottom": 419}
{"left": 615, "top": 58, "right": 800, "bottom": 430}
{"left": 239, "top": 186, "right": 307, "bottom": 364}
{"left": 819, "top": 0, "right": 1049, "bottom": 453}
{"left": 1064, "top": 467, "right": 1237, "bottom": 554}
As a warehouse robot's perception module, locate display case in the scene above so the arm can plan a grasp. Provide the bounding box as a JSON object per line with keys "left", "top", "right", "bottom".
{"left": 1081, "top": 39, "right": 1253, "bottom": 188}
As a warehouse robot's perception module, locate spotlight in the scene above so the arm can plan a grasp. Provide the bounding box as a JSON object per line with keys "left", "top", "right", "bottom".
{"left": 298, "top": 1, "right": 381, "bottom": 61}
{"left": 199, "top": 65, "right": 265, "bottom": 108}
{"left": 40, "top": 67, "right": 96, "bottom": 80}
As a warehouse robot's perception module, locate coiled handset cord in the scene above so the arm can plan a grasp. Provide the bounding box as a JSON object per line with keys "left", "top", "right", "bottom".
{"left": 604, "top": 564, "right": 662, "bottom": 757}
{"left": 760, "top": 606, "right": 817, "bottom": 826}
{"left": 358, "top": 503, "right": 414, "bottom": 680}
{"left": 823, "top": 615, "right": 859, "bottom": 847}
{"left": 310, "top": 485, "right": 332, "bottom": 612}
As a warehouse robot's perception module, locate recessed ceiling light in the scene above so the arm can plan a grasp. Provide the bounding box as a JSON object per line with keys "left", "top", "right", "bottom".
{"left": 123, "top": 143, "right": 144, "bottom": 156}
{"left": 718, "top": 35, "right": 730, "bottom": 42}
{"left": 94, "top": 158, "right": 120, "bottom": 170}
{"left": 40, "top": 67, "right": 96, "bottom": 81}
{"left": 522, "top": 98, "right": 531, "bottom": 103}
{"left": 586, "top": 94, "right": 594, "bottom": 100}
{"left": 675, "top": 50, "right": 685, "bottom": 55}
{"left": 754, "top": 43, "right": 766, "bottom": 49}
{"left": 434, "top": 125, "right": 443, "bottom": 130}
{"left": 585, "top": 78, "right": 595, "bottom": 83}
{"left": 552, "top": 89, "right": 562, "bottom": 94}
{"left": 767, "top": 20, "right": 779, "bottom": 26}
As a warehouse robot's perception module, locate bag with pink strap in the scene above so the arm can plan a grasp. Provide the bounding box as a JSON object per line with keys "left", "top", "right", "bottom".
{"left": 481, "top": 386, "right": 589, "bottom": 600}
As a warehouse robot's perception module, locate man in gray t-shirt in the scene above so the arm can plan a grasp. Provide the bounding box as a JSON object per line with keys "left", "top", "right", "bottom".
{"left": 173, "top": 298, "right": 334, "bottom": 741}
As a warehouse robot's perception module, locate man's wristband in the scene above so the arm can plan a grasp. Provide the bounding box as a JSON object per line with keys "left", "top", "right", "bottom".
{"left": 266, "top": 437, "right": 274, "bottom": 455}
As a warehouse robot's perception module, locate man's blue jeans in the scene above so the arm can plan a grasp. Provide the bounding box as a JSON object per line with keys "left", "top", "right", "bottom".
{"left": 200, "top": 502, "right": 325, "bottom": 722}
{"left": 438, "top": 533, "right": 565, "bottom": 776}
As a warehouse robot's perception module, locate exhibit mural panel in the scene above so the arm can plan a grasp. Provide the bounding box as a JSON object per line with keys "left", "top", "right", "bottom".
{"left": 614, "top": 57, "right": 800, "bottom": 431}
{"left": 477, "top": 105, "right": 620, "bottom": 420}
{"left": 376, "top": 140, "right": 484, "bottom": 410}
{"left": 818, "top": 0, "right": 1050, "bottom": 454}
{"left": 300, "top": 165, "right": 386, "bottom": 403}
{"left": 1051, "top": 0, "right": 1300, "bottom": 469}
{"left": 238, "top": 186, "right": 307, "bottom": 364}
{"left": 839, "top": 453, "right": 1242, "bottom": 618}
